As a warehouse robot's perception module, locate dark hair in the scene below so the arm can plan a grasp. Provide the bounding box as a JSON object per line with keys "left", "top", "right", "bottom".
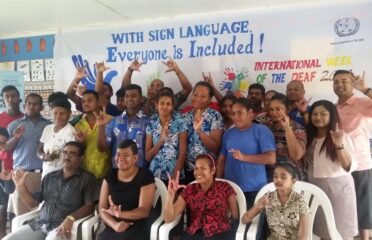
{"left": 64, "top": 141, "right": 85, "bottom": 156}
{"left": 118, "top": 139, "right": 138, "bottom": 154}
{"left": 265, "top": 90, "right": 278, "bottom": 96}
{"left": 82, "top": 90, "right": 99, "bottom": 101}
{"left": 103, "top": 82, "right": 113, "bottom": 95}
{"left": 193, "top": 81, "right": 214, "bottom": 98}
{"left": 25, "top": 93, "right": 43, "bottom": 106}
{"left": 248, "top": 83, "right": 265, "bottom": 96}
{"left": 307, "top": 100, "right": 341, "bottom": 162}
{"left": 115, "top": 87, "right": 126, "bottom": 98}
{"left": 1, "top": 85, "right": 20, "bottom": 97}
{"left": 220, "top": 95, "right": 237, "bottom": 106}
{"left": 156, "top": 90, "right": 175, "bottom": 106}
{"left": 47, "top": 92, "right": 68, "bottom": 107}
{"left": 51, "top": 98, "right": 71, "bottom": 111}
{"left": 195, "top": 154, "right": 216, "bottom": 169}
{"left": 232, "top": 97, "right": 254, "bottom": 111}
{"left": 333, "top": 70, "right": 354, "bottom": 79}
{"left": 159, "top": 87, "right": 174, "bottom": 95}
{"left": 126, "top": 84, "right": 142, "bottom": 96}
{"left": 275, "top": 163, "right": 297, "bottom": 179}
{"left": 0, "top": 127, "right": 9, "bottom": 139}
{"left": 270, "top": 93, "right": 291, "bottom": 111}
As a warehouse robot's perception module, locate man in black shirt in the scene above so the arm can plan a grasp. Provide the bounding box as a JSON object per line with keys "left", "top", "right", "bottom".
{"left": 5, "top": 141, "right": 98, "bottom": 240}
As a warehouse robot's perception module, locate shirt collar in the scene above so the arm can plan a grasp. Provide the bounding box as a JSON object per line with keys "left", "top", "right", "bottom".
{"left": 121, "top": 110, "right": 145, "bottom": 119}
{"left": 51, "top": 167, "right": 84, "bottom": 179}
{"left": 337, "top": 94, "right": 357, "bottom": 106}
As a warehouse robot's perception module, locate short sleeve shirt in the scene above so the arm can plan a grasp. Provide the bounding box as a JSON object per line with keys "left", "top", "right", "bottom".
{"left": 145, "top": 113, "right": 187, "bottom": 180}
{"left": 180, "top": 181, "right": 235, "bottom": 238}
{"left": 266, "top": 190, "right": 310, "bottom": 240}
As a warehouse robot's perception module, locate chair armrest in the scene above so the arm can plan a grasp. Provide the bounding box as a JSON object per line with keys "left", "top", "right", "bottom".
{"left": 158, "top": 215, "right": 181, "bottom": 240}
{"left": 12, "top": 209, "right": 41, "bottom": 232}
{"left": 246, "top": 214, "right": 260, "bottom": 240}
{"left": 81, "top": 215, "right": 100, "bottom": 240}
{"left": 70, "top": 213, "right": 94, "bottom": 240}
{"left": 150, "top": 215, "right": 163, "bottom": 240}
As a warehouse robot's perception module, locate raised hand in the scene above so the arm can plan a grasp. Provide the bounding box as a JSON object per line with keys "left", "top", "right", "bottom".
{"left": 0, "top": 169, "right": 11, "bottom": 181}
{"left": 228, "top": 149, "right": 245, "bottom": 161}
{"left": 101, "top": 195, "right": 122, "bottom": 219}
{"left": 294, "top": 97, "right": 311, "bottom": 114}
{"left": 255, "top": 192, "right": 271, "bottom": 210}
{"left": 166, "top": 171, "right": 186, "bottom": 198}
{"left": 162, "top": 57, "right": 179, "bottom": 73}
{"left": 74, "top": 129, "right": 87, "bottom": 143}
{"left": 13, "top": 125, "right": 25, "bottom": 139}
{"left": 96, "top": 61, "right": 110, "bottom": 73}
{"left": 160, "top": 122, "right": 169, "bottom": 143}
{"left": 193, "top": 110, "right": 203, "bottom": 133}
{"left": 75, "top": 66, "right": 86, "bottom": 80}
{"left": 353, "top": 71, "right": 366, "bottom": 92}
{"left": 202, "top": 72, "right": 215, "bottom": 87}
{"left": 278, "top": 109, "right": 290, "bottom": 130}
{"left": 129, "top": 58, "right": 144, "bottom": 72}
{"left": 11, "top": 169, "right": 28, "bottom": 188}
{"left": 76, "top": 83, "right": 87, "bottom": 96}
{"left": 330, "top": 123, "right": 344, "bottom": 148}
{"left": 94, "top": 109, "right": 111, "bottom": 126}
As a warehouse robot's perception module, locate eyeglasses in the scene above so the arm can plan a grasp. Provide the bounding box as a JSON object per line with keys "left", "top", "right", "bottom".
{"left": 61, "top": 151, "right": 80, "bottom": 158}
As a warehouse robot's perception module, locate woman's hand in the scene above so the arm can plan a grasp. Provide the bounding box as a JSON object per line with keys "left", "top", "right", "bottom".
{"left": 330, "top": 123, "right": 344, "bottom": 148}
{"left": 112, "top": 221, "right": 133, "bottom": 233}
{"left": 101, "top": 195, "right": 122, "bottom": 219}
{"left": 193, "top": 110, "right": 204, "bottom": 134}
{"left": 167, "top": 171, "right": 186, "bottom": 198}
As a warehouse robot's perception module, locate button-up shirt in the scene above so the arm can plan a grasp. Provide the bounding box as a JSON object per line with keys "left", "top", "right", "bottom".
{"left": 336, "top": 95, "right": 372, "bottom": 170}
{"left": 8, "top": 115, "right": 51, "bottom": 170}
{"left": 30, "top": 168, "right": 98, "bottom": 231}
{"left": 105, "top": 110, "right": 149, "bottom": 168}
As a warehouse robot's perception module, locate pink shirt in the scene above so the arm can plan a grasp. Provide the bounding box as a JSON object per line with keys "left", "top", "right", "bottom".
{"left": 336, "top": 95, "right": 372, "bottom": 170}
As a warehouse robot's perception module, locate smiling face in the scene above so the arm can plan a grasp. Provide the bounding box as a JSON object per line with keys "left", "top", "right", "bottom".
{"left": 147, "top": 79, "right": 164, "bottom": 99}
{"left": 286, "top": 81, "right": 305, "bottom": 101}
{"left": 221, "top": 98, "right": 234, "bottom": 119}
{"left": 115, "top": 147, "right": 138, "bottom": 171}
{"left": 268, "top": 99, "right": 287, "bottom": 123}
{"left": 333, "top": 73, "right": 354, "bottom": 99}
{"left": 192, "top": 85, "right": 211, "bottom": 110}
{"left": 311, "top": 105, "right": 330, "bottom": 129}
{"left": 52, "top": 106, "right": 71, "bottom": 128}
{"left": 273, "top": 166, "right": 295, "bottom": 191}
{"left": 194, "top": 157, "right": 215, "bottom": 185}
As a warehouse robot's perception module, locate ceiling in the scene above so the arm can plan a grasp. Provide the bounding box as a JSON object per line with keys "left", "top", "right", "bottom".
{"left": 0, "top": 0, "right": 358, "bottom": 38}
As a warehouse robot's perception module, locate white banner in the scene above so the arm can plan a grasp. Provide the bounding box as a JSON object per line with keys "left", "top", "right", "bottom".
{"left": 54, "top": 1, "right": 372, "bottom": 104}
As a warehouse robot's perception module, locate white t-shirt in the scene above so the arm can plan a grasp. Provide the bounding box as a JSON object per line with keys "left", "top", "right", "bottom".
{"left": 40, "top": 123, "right": 76, "bottom": 178}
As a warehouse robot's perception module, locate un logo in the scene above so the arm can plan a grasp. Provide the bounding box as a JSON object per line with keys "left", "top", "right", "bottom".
{"left": 334, "top": 17, "right": 360, "bottom": 37}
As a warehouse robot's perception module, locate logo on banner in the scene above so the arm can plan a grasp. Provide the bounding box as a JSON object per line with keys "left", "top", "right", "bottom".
{"left": 334, "top": 17, "right": 360, "bottom": 37}
{"left": 220, "top": 67, "right": 250, "bottom": 97}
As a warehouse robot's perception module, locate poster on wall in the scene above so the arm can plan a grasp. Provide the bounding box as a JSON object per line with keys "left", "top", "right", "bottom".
{"left": 31, "top": 59, "right": 45, "bottom": 81}
{"left": 17, "top": 60, "right": 31, "bottom": 81}
{"left": 0, "top": 71, "right": 24, "bottom": 112}
{"left": 54, "top": 1, "right": 371, "bottom": 104}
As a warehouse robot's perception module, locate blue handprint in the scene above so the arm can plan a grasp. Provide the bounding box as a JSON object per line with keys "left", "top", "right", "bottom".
{"left": 219, "top": 81, "right": 233, "bottom": 91}
{"left": 71, "top": 55, "right": 118, "bottom": 89}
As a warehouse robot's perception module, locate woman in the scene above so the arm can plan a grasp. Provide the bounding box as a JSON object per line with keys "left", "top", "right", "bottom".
{"left": 255, "top": 89, "right": 277, "bottom": 124}
{"left": 145, "top": 90, "right": 187, "bottom": 183}
{"left": 98, "top": 139, "right": 155, "bottom": 240}
{"left": 183, "top": 82, "right": 224, "bottom": 183}
{"left": 266, "top": 93, "right": 307, "bottom": 181}
{"left": 219, "top": 95, "right": 237, "bottom": 130}
{"left": 304, "top": 100, "right": 358, "bottom": 239}
{"left": 164, "top": 154, "right": 238, "bottom": 240}
{"left": 242, "top": 163, "right": 310, "bottom": 240}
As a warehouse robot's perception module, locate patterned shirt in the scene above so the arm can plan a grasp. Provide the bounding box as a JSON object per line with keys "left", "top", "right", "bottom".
{"left": 75, "top": 114, "right": 112, "bottom": 178}
{"left": 265, "top": 120, "right": 307, "bottom": 181}
{"left": 183, "top": 108, "right": 223, "bottom": 169}
{"left": 105, "top": 110, "right": 149, "bottom": 168}
{"left": 266, "top": 190, "right": 310, "bottom": 240}
{"left": 8, "top": 115, "right": 51, "bottom": 170}
{"left": 30, "top": 168, "right": 98, "bottom": 231}
{"left": 146, "top": 113, "right": 187, "bottom": 180}
{"left": 180, "top": 181, "right": 235, "bottom": 238}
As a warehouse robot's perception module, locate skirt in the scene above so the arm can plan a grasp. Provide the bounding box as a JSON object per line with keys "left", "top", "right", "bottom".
{"left": 308, "top": 174, "right": 358, "bottom": 238}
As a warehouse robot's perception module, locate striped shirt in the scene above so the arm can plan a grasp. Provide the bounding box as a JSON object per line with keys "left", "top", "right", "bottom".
{"left": 8, "top": 115, "right": 51, "bottom": 170}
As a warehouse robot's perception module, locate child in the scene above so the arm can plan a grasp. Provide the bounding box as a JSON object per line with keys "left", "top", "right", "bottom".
{"left": 242, "top": 163, "right": 310, "bottom": 240}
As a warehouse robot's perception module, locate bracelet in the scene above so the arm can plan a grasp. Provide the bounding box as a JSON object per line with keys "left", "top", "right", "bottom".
{"left": 364, "top": 88, "right": 372, "bottom": 95}
{"left": 67, "top": 215, "right": 76, "bottom": 222}
{"left": 127, "top": 67, "right": 134, "bottom": 72}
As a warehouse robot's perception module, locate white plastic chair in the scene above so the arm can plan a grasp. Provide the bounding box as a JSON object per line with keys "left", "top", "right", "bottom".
{"left": 12, "top": 203, "right": 92, "bottom": 240}
{"left": 159, "top": 178, "right": 247, "bottom": 240}
{"left": 246, "top": 181, "right": 343, "bottom": 240}
{"left": 81, "top": 178, "right": 167, "bottom": 240}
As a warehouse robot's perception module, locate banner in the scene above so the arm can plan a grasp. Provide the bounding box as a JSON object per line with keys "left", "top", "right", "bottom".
{"left": 0, "top": 71, "right": 24, "bottom": 112}
{"left": 54, "top": 1, "right": 372, "bottom": 104}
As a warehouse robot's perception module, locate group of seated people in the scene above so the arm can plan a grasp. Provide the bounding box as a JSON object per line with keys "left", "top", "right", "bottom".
{"left": 0, "top": 59, "right": 371, "bottom": 240}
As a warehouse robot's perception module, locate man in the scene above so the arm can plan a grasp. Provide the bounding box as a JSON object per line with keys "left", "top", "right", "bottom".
{"left": 97, "top": 84, "right": 150, "bottom": 169}
{"left": 115, "top": 87, "right": 126, "bottom": 113}
{"left": 247, "top": 83, "right": 265, "bottom": 118}
{"left": 0, "top": 85, "right": 23, "bottom": 237}
{"left": 285, "top": 80, "right": 309, "bottom": 126}
{"left": 6, "top": 93, "right": 51, "bottom": 216}
{"left": 121, "top": 58, "right": 192, "bottom": 116}
{"left": 75, "top": 90, "right": 111, "bottom": 179}
{"left": 5, "top": 141, "right": 97, "bottom": 240}
{"left": 333, "top": 70, "right": 372, "bottom": 240}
